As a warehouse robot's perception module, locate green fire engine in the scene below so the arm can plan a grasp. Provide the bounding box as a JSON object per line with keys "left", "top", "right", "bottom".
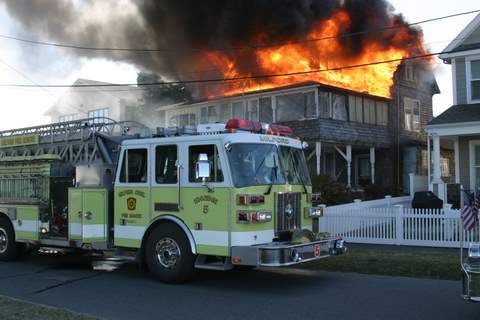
{"left": 0, "top": 118, "right": 346, "bottom": 283}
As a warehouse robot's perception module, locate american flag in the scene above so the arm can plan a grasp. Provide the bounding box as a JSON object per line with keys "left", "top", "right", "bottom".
{"left": 462, "top": 191, "right": 479, "bottom": 231}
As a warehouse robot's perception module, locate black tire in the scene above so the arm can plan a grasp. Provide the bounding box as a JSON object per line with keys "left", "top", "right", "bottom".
{"left": 145, "top": 223, "right": 196, "bottom": 283}
{"left": 0, "top": 217, "right": 24, "bottom": 261}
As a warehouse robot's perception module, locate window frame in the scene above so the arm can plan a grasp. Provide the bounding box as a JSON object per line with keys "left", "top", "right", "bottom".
{"left": 187, "top": 144, "right": 225, "bottom": 184}
{"left": 116, "top": 147, "right": 149, "bottom": 186}
{"left": 58, "top": 114, "right": 76, "bottom": 122}
{"left": 467, "top": 56, "right": 480, "bottom": 104}
{"left": 273, "top": 89, "right": 318, "bottom": 122}
{"left": 154, "top": 144, "right": 179, "bottom": 186}
{"left": 404, "top": 97, "right": 421, "bottom": 132}
{"left": 87, "top": 108, "right": 110, "bottom": 124}
{"left": 469, "top": 140, "right": 480, "bottom": 190}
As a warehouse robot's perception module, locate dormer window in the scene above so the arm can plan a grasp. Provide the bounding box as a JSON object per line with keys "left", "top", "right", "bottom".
{"left": 404, "top": 64, "right": 416, "bottom": 82}
{"left": 468, "top": 58, "right": 480, "bottom": 103}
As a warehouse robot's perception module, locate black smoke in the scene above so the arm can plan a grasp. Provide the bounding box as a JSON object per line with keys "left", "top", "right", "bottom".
{"left": 0, "top": 0, "right": 425, "bottom": 97}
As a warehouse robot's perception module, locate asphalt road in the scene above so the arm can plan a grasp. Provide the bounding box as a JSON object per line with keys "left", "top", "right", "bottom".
{"left": 0, "top": 253, "right": 478, "bottom": 320}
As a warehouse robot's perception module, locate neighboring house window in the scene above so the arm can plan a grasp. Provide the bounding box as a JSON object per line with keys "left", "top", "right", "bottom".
{"left": 88, "top": 108, "right": 109, "bottom": 123}
{"left": 404, "top": 98, "right": 421, "bottom": 132}
{"left": 469, "top": 59, "right": 480, "bottom": 102}
{"left": 470, "top": 142, "right": 480, "bottom": 190}
{"left": 58, "top": 114, "right": 75, "bottom": 122}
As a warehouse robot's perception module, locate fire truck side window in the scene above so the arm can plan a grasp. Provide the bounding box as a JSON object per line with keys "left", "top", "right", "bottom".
{"left": 189, "top": 145, "right": 224, "bottom": 183}
{"left": 155, "top": 145, "right": 178, "bottom": 184}
{"left": 119, "top": 148, "right": 148, "bottom": 183}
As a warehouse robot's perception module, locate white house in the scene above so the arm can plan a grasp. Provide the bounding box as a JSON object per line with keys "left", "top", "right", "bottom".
{"left": 427, "top": 13, "right": 480, "bottom": 200}
{"left": 45, "top": 78, "right": 142, "bottom": 123}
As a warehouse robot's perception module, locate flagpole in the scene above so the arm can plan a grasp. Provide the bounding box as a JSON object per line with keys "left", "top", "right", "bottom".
{"left": 460, "top": 185, "right": 464, "bottom": 267}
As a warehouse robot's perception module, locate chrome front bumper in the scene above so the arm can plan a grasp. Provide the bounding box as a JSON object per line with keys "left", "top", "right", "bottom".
{"left": 231, "top": 237, "right": 347, "bottom": 267}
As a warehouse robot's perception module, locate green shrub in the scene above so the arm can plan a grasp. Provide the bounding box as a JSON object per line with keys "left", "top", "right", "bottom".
{"left": 311, "top": 174, "right": 353, "bottom": 205}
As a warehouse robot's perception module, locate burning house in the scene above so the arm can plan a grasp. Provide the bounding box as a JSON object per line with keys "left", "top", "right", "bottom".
{"left": 3, "top": 0, "right": 443, "bottom": 192}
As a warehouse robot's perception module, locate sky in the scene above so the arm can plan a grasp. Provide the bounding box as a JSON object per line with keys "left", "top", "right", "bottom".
{"left": 0, "top": 0, "right": 479, "bottom": 130}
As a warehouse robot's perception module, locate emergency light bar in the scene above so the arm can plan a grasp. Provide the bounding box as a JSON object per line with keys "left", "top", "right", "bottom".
{"left": 225, "top": 119, "right": 293, "bottom": 136}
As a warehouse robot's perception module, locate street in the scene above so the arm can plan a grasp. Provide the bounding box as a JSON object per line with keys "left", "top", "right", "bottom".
{"left": 0, "top": 253, "right": 478, "bottom": 320}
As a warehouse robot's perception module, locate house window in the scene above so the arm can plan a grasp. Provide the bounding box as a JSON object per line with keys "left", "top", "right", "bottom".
{"left": 88, "top": 108, "right": 109, "bottom": 123}
{"left": 469, "top": 59, "right": 480, "bottom": 102}
{"left": 348, "top": 95, "right": 363, "bottom": 123}
{"left": 318, "top": 91, "right": 330, "bottom": 118}
{"left": 58, "top": 114, "right": 75, "bottom": 122}
{"left": 201, "top": 106, "right": 218, "bottom": 123}
{"left": 404, "top": 64, "right": 416, "bottom": 82}
{"left": 275, "top": 91, "right": 316, "bottom": 122}
{"left": 363, "top": 99, "right": 376, "bottom": 124}
{"left": 232, "top": 101, "right": 246, "bottom": 119}
{"left": 404, "top": 98, "right": 421, "bottom": 132}
{"left": 247, "top": 100, "right": 259, "bottom": 121}
{"left": 470, "top": 142, "right": 480, "bottom": 190}
{"left": 376, "top": 101, "right": 388, "bottom": 126}
{"left": 332, "top": 94, "right": 348, "bottom": 121}
{"left": 441, "top": 158, "right": 450, "bottom": 178}
{"left": 219, "top": 104, "right": 232, "bottom": 123}
{"left": 259, "top": 97, "right": 273, "bottom": 123}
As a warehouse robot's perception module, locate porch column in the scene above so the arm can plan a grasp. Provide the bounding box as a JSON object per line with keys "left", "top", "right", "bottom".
{"left": 427, "top": 135, "right": 431, "bottom": 190}
{"left": 454, "top": 137, "right": 460, "bottom": 184}
{"left": 316, "top": 142, "right": 322, "bottom": 176}
{"left": 432, "top": 134, "right": 442, "bottom": 183}
{"left": 346, "top": 145, "right": 352, "bottom": 188}
{"left": 370, "top": 147, "right": 375, "bottom": 184}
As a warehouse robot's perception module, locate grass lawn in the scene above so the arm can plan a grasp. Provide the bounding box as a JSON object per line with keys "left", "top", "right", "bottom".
{"left": 301, "top": 244, "right": 462, "bottom": 280}
{"left": 0, "top": 296, "right": 97, "bottom": 320}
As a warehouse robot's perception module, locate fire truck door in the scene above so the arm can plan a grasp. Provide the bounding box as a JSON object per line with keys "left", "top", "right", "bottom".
{"left": 82, "top": 188, "right": 108, "bottom": 243}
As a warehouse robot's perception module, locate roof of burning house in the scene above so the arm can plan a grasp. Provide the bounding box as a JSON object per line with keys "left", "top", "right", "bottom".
{"left": 428, "top": 103, "right": 480, "bottom": 126}
{"left": 182, "top": 81, "right": 391, "bottom": 108}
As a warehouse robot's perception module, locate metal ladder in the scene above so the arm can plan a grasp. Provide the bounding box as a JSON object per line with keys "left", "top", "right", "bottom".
{"left": 0, "top": 118, "right": 141, "bottom": 165}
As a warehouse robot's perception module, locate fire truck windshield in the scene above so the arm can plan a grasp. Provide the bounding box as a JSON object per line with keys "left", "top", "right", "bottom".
{"left": 227, "top": 143, "right": 311, "bottom": 188}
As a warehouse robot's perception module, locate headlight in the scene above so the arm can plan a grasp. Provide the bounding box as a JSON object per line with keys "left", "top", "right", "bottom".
{"left": 305, "top": 205, "right": 325, "bottom": 218}
{"left": 468, "top": 243, "right": 480, "bottom": 258}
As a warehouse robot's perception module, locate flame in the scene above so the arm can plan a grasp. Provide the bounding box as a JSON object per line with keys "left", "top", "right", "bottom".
{"left": 196, "top": 11, "right": 429, "bottom": 99}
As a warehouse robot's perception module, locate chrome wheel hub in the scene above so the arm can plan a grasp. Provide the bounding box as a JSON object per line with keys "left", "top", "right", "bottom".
{"left": 0, "top": 227, "right": 8, "bottom": 254}
{"left": 155, "top": 237, "right": 181, "bottom": 268}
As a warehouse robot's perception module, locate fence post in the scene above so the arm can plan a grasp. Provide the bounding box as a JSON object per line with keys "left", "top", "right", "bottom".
{"left": 394, "top": 204, "right": 404, "bottom": 245}
{"left": 409, "top": 173, "right": 414, "bottom": 199}
{"left": 385, "top": 195, "right": 392, "bottom": 208}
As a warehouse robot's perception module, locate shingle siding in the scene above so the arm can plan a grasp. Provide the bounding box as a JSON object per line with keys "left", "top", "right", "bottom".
{"left": 281, "top": 119, "right": 390, "bottom": 147}
{"left": 456, "top": 58, "right": 468, "bottom": 104}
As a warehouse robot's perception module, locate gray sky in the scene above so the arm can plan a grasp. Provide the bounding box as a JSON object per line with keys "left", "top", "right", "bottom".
{"left": 0, "top": 0, "right": 478, "bottom": 130}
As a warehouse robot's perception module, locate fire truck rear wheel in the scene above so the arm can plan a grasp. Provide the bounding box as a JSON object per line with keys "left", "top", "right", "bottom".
{"left": 145, "top": 223, "right": 196, "bottom": 283}
{"left": 0, "top": 217, "right": 24, "bottom": 261}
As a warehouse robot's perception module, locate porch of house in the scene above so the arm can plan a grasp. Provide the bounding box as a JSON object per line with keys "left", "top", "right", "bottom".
{"left": 427, "top": 115, "right": 480, "bottom": 205}
{"left": 304, "top": 142, "right": 391, "bottom": 191}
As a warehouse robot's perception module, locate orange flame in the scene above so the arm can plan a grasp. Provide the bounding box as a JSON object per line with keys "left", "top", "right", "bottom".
{"left": 196, "top": 11, "right": 429, "bottom": 99}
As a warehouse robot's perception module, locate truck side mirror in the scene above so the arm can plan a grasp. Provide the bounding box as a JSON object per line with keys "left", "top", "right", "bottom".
{"left": 195, "top": 153, "right": 211, "bottom": 180}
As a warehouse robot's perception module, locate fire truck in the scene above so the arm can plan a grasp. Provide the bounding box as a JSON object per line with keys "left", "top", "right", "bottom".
{"left": 0, "top": 117, "right": 346, "bottom": 283}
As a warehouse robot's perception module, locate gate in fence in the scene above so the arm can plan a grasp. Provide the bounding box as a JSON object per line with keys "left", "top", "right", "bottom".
{"left": 320, "top": 205, "right": 478, "bottom": 248}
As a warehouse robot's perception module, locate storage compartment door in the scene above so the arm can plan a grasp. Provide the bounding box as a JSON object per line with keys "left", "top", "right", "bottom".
{"left": 82, "top": 189, "right": 108, "bottom": 243}
{"left": 68, "top": 188, "right": 83, "bottom": 241}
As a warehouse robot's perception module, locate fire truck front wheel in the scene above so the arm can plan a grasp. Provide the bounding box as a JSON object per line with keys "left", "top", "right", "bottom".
{"left": 0, "top": 217, "right": 24, "bottom": 261}
{"left": 145, "top": 223, "right": 196, "bottom": 283}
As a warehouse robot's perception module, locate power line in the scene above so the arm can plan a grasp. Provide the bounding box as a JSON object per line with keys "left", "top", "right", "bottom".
{"left": 0, "top": 9, "right": 478, "bottom": 53}
{"left": 0, "top": 50, "right": 451, "bottom": 89}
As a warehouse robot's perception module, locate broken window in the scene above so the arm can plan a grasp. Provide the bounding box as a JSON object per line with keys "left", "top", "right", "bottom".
{"left": 348, "top": 95, "right": 363, "bottom": 123}
{"left": 363, "top": 99, "right": 376, "bottom": 124}
{"left": 376, "top": 101, "right": 388, "bottom": 126}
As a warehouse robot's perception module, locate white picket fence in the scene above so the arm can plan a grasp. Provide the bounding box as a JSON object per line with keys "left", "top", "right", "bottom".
{"left": 320, "top": 204, "right": 478, "bottom": 248}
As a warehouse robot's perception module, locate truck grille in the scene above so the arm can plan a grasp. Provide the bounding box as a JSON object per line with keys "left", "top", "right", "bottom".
{"left": 275, "top": 192, "right": 302, "bottom": 233}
